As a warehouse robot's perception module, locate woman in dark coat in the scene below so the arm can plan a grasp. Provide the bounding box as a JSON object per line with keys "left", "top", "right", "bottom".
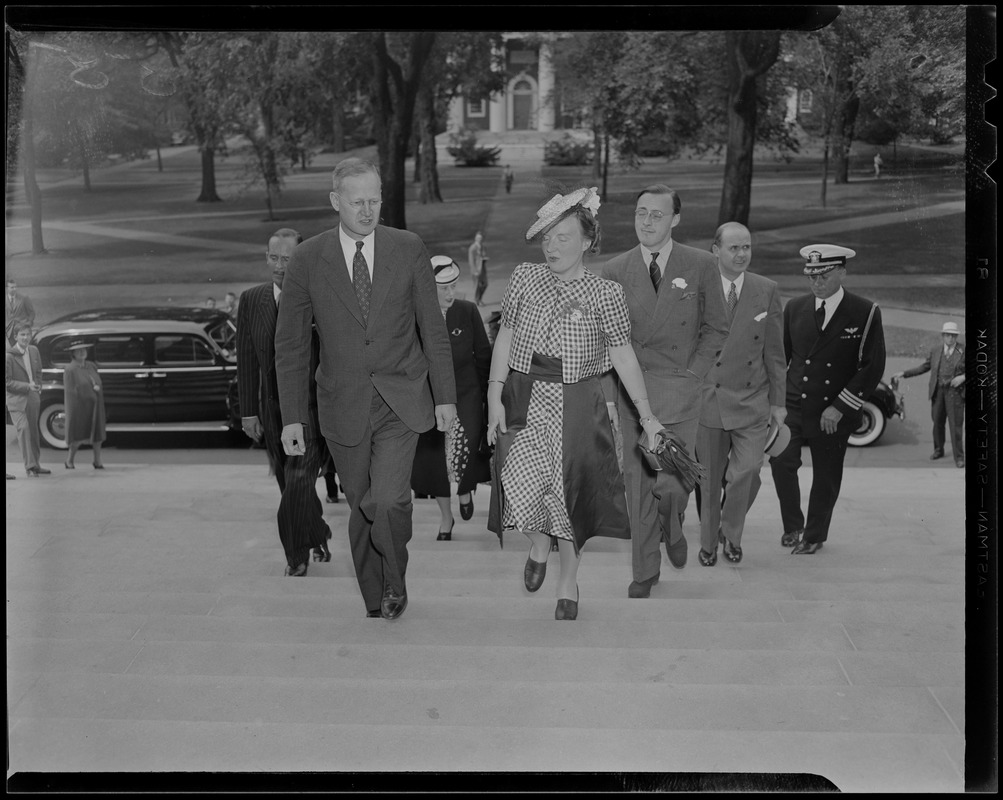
{"left": 63, "top": 339, "right": 106, "bottom": 469}
{"left": 411, "top": 256, "right": 492, "bottom": 540}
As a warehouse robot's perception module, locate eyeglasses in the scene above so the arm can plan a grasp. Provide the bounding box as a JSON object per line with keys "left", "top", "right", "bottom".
{"left": 267, "top": 254, "right": 292, "bottom": 266}
{"left": 342, "top": 198, "right": 382, "bottom": 212}
{"left": 634, "top": 209, "right": 667, "bottom": 222}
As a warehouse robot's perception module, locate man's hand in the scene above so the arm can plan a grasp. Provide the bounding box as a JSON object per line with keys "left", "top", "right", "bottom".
{"left": 281, "top": 422, "right": 306, "bottom": 456}
{"left": 890, "top": 371, "right": 904, "bottom": 381}
{"left": 28, "top": 381, "right": 40, "bottom": 393}
{"left": 820, "top": 405, "right": 843, "bottom": 435}
{"left": 770, "top": 405, "right": 787, "bottom": 427}
{"left": 241, "top": 415, "right": 264, "bottom": 443}
{"left": 435, "top": 403, "right": 457, "bottom": 432}
{"left": 950, "top": 375, "right": 965, "bottom": 388}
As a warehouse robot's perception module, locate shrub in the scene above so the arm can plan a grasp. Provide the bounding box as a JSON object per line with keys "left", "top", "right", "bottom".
{"left": 447, "top": 128, "right": 501, "bottom": 167}
{"left": 544, "top": 134, "right": 593, "bottom": 166}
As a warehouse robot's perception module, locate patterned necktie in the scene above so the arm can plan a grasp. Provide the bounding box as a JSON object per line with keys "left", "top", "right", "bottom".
{"left": 353, "top": 241, "right": 372, "bottom": 322}
{"left": 648, "top": 252, "right": 661, "bottom": 292}
{"left": 727, "top": 282, "right": 738, "bottom": 315}
{"left": 815, "top": 300, "right": 826, "bottom": 331}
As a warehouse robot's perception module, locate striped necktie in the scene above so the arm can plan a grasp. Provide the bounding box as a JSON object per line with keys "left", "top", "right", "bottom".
{"left": 648, "top": 252, "right": 661, "bottom": 292}
{"left": 727, "top": 282, "right": 738, "bottom": 315}
{"left": 353, "top": 241, "right": 372, "bottom": 322}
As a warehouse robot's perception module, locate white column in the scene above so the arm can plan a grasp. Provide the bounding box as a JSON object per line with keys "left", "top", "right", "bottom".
{"left": 449, "top": 96, "right": 465, "bottom": 132}
{"left": 489, "top": 92, "right": 506, "bottom": 132}
{"left": 537, "top": 41, "right": 556, "bottom": 132}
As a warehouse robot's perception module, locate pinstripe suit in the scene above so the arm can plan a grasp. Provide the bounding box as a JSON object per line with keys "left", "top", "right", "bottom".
{"left": 237, "top": 282, "right": 331, "bottom": 570}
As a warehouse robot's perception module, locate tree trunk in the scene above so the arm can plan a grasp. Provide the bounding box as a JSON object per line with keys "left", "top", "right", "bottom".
{"left": 370, "top": 32, "right": 436, "bottom": 230}
{"left": 22, "top": 49, "right": 45, "bottom": 253}
{"left": 72, "top": 122, "right": 91, "bottom": 192}
{"left": 155, "top": 143, "right": 163, "bottom": 172}
{"left": 331, "top": 99, "right": 345, "bottom": 152}
{"left": 416, "top": 81, "right": 442, "bottom": 203}
{"left": 833, "top": 92, "right": 858, "bottom": 184}
{"left": 601, "top": 131, "right": 610, "bottom": 200}
{"left": 592, "top": 122, "right": 602, "bottom": 181}
{"left": 820, "top": 141, "right": 829, "bottom": 208}
{"left": 196, "top": 145, "right": 222, "bottom": 202}
{"left": 718, "top": 31, "right": 781, "bottom": 227}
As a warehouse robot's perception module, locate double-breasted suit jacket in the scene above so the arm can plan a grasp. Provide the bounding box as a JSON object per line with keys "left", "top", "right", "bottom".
{"left": 275, "top": 224, "right": 456, "bottom": 445}
{"left": 782, "top": 290, "right": 886, "bottom": 437}
{"left": 696, "top": 272, "right": 786, "bottom": 551}
{"left": 237, "top": 281, "right": 330, "bottom": 569}
{"left": 601, "top": 242, "right": 729, "bottom": 426}
{"left": 699, "top": 272, "right": 786, "bottom": 431}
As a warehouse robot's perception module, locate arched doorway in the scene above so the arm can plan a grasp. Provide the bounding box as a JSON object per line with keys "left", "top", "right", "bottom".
{"left": 507, "top": 73, "right": 537, "bottom": 131}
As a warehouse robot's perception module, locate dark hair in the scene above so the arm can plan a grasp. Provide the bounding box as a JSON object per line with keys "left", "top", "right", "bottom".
{"left": 272, "top": 227, "right": 302, "bottom": 245}
{"left": 636, "top": 183, "right": 681, "bottom": 216}
{"left": 332, "top": 157, "right": 380, "bottom": 193}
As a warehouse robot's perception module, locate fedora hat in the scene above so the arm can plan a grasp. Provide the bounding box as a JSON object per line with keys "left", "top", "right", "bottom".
{"left": 66, "top": 338, "right": 92, "bottom": 351}
{"left": 526, "top": 186, "right": 600, "bottom": 240}
{"left": 431, "top": 255, "right": 460, "bottom": 285}
{"left": 764, "top": 419, "right": 792, "bottom": 457}
{"left": 941, "top": 321, "right": 961, "bottom": 335}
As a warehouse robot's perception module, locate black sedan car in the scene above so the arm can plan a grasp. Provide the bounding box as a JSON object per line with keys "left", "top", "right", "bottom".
{"left": 847, "top": 376, "right": 906, "bottom": 447}
{"left": 31, "top": 306, "right": 239, "bottom": 448}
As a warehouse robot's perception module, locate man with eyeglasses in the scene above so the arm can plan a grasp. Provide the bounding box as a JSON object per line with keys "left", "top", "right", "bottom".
{"left": 769, "top": 244, "right": 885, "bottom": 554}
{"left": 275, "top": 157, "right": 456, "bottom": 621}
{"left": 237, "top": 228, "right": 333, "bottom": 577}
{"left": 600, "top": 184, "right": 729, "bottom": 598}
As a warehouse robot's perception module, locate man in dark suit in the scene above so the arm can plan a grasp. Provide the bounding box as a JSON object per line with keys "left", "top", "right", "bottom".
{"left": 5, "top": 323, "right": 50, "bottom": 476}
{"left": 275, "top": 157, "right": 456, "bottom": 620}
{"left": 601, "top": 184, "right": 730, "bottom": 597}
{"left": 892, "top": 320, "right": 965, "bottom": 468}
{"left": 5, "top": 276, "right": 35, "bottom": 346}
{"left": 237, "top": 228, "right": 333, "bottom": 577}
{"left": 695, "top": 222, "right": 787, "bottom": 566}
{"left": 770, "top": 244, "right": 886, "bottom": 554}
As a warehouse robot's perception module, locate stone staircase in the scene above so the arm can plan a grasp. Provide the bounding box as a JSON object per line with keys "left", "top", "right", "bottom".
{"left": 6, "top": 460, "right": 964, "bottom": 790}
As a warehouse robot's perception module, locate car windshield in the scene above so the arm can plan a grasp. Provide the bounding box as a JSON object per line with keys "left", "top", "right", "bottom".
{"left": 208, "top": 319, "right": 237, "bottom": 361}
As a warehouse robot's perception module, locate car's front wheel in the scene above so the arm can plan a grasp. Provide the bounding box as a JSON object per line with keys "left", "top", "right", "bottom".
{"left": 848, "top": 401, "right": 886, "bottom": 447}
{"left": 39, "top": 402, "right": 69, "bottom": 449}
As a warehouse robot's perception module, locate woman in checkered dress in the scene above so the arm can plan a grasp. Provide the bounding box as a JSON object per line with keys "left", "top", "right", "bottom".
{"left": 486, "top": 187, "right": 664, "bottom": 620}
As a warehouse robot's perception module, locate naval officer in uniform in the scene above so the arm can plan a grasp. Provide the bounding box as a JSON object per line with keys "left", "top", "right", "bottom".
{"left": 769, "top": 244, "right": 886, "bottom": 554}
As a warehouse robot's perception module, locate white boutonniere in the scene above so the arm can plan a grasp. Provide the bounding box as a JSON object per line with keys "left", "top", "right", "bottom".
{"left": 671, "top": 277, "right": 687, "bottom": 290}
{"left": 754, "top": 312, "right": 767, "bottom": 322}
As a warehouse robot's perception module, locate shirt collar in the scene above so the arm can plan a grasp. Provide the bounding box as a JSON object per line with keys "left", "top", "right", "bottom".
{"left": 640, "top": 239, "right": 673, "bottom": 269}
{"left": 339, "top": 226, "right": 375, "bottom": 259}
{"left": 815, "top": 286, "right": 844, "bottom": 310}
{"left": 721, "top": 272, "right": 745, "bottom": 295}
{"left": 273, "top": 283, "right": 281, "bottom": 304}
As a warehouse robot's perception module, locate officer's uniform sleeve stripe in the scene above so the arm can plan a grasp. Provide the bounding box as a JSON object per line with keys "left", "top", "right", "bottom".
{"left": 839, "top": 389, "right": 864, "bottom": 409}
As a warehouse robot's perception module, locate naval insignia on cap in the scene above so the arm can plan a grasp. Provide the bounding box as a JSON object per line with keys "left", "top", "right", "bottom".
{"left": 799, "top": 243, "right": 855, "bottom": 276}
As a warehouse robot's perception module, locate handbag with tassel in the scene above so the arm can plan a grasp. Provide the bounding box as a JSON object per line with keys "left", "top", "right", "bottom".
{"left": 637, "top": 428, "right": 705, "bottom": 494}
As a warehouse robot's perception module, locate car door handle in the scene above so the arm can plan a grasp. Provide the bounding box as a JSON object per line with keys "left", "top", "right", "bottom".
{"left": 134, "top": 372, "right": 151, "bottom": 378}
{"left": 150, "top": 372, "right": 167, "bottom": 378}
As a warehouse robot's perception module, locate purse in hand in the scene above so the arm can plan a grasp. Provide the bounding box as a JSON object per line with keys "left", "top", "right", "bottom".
{"left": 637, "top": 428, "right": 705, "bottom": 494}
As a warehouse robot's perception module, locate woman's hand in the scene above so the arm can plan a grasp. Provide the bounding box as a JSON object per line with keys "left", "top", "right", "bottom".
{"left": 640, "top": 415, "right": 663, "bottom": 451}
{"left": 486, "top": 395, "right": 507, "bottom": 446}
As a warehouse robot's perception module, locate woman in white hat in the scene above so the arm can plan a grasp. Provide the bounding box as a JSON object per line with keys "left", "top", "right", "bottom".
{"left": 411, "top": 256, "right": 492, "bottom": 538}
{"left": 486, "top": 186, "right": 663, "bottom": 620}
{"left": 62, "top": 338, "right": 106, "bottom": 469}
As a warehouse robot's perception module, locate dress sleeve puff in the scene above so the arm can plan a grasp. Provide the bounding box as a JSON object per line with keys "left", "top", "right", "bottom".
{"left": 500, "top": 262, "right": 532, "bottom": 331}
{"left": 598, "top": 278, "right": 631, "bottom": 348}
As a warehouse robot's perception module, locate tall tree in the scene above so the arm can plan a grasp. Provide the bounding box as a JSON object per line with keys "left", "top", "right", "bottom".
{"left": 369, "top": 31, "right": 436, "bottom": 230}
{"left": 717, "top": 31, "right": 782, "bottom": 226}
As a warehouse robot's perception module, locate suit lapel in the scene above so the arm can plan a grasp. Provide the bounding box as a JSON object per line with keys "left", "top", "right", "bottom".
{"left": 368, "top": 226, "right": 396, "bottom": 322}
{"left": 731, "top": 277, "right": 761, "bottom": 330}
{"left": 809, "top": 294, "right": 850, "bottom": 355}
{"left": 321, "top": 231, "right": 365, "bottom": 327}
{"left": 653, "top": 246, "right": 685, "bottom": 326}
{"left": 625, "top": 247, "right": 658, "bottom": 318}
{"left": 257, "top": 285, "right": 277, "bottom": 355}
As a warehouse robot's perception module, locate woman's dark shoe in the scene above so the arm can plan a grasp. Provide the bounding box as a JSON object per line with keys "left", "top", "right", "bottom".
{"left": 555, "top": 587, "right": 579, "bottom": 620}
{"left": 93, "top": 462, "right": 105, "bottom": 470}
{"left": 437, "top": 520, "right": 454, "bottom": 541}
{"left": 721, "top": 537, "right": 743, "bottom": 564}
{"left": 551, "top": 537, "right": 559, "bottom": 552}
{"left": 524, "top": 554, "right": 547, "bottom": 592}
{"left": 698, "top": 547, "right": 717, "bottom": 567}
{"left": 459, "top": 495, "right": 474, "bottom": 521}
{"left": 64, "top": 461, "right": 75, "bottom": 470}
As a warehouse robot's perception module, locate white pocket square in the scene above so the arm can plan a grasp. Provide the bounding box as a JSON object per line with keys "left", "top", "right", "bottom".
{"left": 754, "top": 312, "right": 767, "bottom": 322}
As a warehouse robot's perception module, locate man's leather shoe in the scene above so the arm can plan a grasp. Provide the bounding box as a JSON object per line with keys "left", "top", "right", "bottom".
{"left": 284, "top": 561, "right": 308, "bottom": 576}
{"left": 930, "top": 451, "right": 944, "bottom": 460}
{"left": 380, "top": 585, "right": 408, "bottom": 620}
{"left": 312, "top": 534, "right": 331, "bottom": 562}
{"left": 555, "top": 598, "right": 578, "bottom": 620}
{"left": 32, "top": 467, "right": 51, "bottom": 475}
{"left": 524, "top": 554, "right": 547, "bottom": 592}
{"left": 780, "top": 528, "right": 803, "bottom": 548}
{"left": 720, "top": 533, "right": 743, "bottom": 564}
{"left": 366, "top": 609, "right": 381, "bottom": 618}
{"left": 792, "top": 540, "right": 823, "bottom": 555}
{"left": 628, "top": 573, "right": 659, "bottom": 598}
{"left": 956, "top": 458, "right": 965, "bottom": 468}
{"left": 666, "top": 533, "right": 688, "bottom": 569}
{"left": 698, "top": 548, "right": 717, "bottom": 567}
